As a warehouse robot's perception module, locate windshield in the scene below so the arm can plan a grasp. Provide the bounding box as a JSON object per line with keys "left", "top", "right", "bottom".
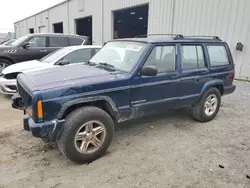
{"left": 1, "top": 39, "right": 15, "bottom": 46}
{"left": 90, "top": 41, "right": 148, "bottom": 72}
{"left": 39, "top": 47, "right": 73, "bottom": 63}
{"left": 11, "top": 36, "right": 29, "bottom": 46}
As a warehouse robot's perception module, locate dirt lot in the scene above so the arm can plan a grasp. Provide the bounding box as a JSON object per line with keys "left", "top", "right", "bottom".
{"left": 0, "top": 81, "right": 250, "bottom": 188}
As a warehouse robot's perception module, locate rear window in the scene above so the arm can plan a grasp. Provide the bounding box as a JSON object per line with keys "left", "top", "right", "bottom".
{"left": 207, "top": 45, "right": 229, "bottom": 66}
{"left": 49, "top": 37, "right": 69, "bottom": 47}
{"left": 69, "top": 37, "right": 84, "bottom": 45}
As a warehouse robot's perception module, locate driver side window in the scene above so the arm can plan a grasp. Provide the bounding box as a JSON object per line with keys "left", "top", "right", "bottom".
{"left": 27, "top": 36, "right": 46, "bottom": 47}
{"left": 143, "top": 45, "right": 176, "bottom": 74}
{"left": 62, "top": 49, "right": 92, "bottom": 64}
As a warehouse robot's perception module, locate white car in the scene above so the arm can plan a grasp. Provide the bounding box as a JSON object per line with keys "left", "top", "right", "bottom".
{"left": 0, "top": 45, "right": 101, "bottom": 94}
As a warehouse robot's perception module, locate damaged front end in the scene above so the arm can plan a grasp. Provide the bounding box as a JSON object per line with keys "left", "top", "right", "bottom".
{"left": 11, "top": 93, "right": 24, "bottom": 110}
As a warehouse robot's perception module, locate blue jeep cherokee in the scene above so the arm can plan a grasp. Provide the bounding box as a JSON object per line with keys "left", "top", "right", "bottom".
{"left": 12, "top": 35, "right": 236, "bottom": 163}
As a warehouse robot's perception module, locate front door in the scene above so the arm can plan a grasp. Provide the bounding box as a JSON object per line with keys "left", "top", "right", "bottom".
{"left": 16, "top": 36, "right": 49, "bottom": 62}
{"left": 130, "top": 44, "right": 180, "bottom": 117}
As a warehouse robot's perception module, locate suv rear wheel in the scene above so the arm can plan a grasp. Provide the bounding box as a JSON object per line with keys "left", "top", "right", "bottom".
{"left": 0, "top": 59, "right": 11, "bottom": 72}
{"left": 57, "top": 106, "right": 114, "bottom": 164}
{"left": 192, "top": 87, "right": 221, "bottom": 122}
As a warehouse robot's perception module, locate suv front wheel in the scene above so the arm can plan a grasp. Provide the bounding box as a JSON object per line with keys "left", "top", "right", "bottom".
{"left": 57, "top": 106, "right": 114, "bottom": 164}
{"left": 192, "top": 87, "right": 221, "bottom": 122}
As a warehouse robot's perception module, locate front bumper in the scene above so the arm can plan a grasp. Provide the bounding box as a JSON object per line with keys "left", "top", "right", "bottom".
{"left": 0, "top": 77, "right": 17, "bottom": 94}
{"left": 12, "top": 94, "right": 65, "bottom": 142}
{"left": 23, "top": 115, "right": 65, "bottom": 142}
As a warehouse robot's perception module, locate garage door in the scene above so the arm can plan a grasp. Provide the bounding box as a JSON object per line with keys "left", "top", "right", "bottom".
{"left": 38, "top": 26, "right": 46, "bottom": 33}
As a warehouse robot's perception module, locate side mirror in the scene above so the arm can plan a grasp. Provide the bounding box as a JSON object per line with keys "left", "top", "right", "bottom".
{"left": 140, "top": 65, "right": 158, "bottom": 76}
{"left": 22, "top": 42, "right": 30, "bottom": 49}
{"left": 57, "top": 59, "right": 70, "bottom": 66}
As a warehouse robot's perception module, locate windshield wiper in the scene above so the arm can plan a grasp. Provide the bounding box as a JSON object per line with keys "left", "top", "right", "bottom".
{"left": 96, "top": 62, "right": 116, "bottom": 71}
{"left": 98, "top": 62, "right": 114, "bottom": 68}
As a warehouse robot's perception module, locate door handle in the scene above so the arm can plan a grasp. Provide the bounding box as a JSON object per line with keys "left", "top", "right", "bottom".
{"left": 200, "top": 70, "right": 209, "bottom": 74}
{"left": 40, "top": 49, "right": 47, "bottom": 52}
{"left": 169, "top": 74, "right": 179, "bottom": 79}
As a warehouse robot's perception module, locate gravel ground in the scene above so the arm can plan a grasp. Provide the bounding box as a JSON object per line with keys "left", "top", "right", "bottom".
{"left": 0, "top": 81, "right": 250, "bottom": 188}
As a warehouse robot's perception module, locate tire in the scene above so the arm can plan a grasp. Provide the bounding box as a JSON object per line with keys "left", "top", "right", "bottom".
{"left": 57, "top": 106, "right": 114, "bottom": 164}
{"left": 192, "top": 87, "right": 221, "bottom": 122}
{"left": 0, "top": 58, "right": 11, "bottom": 72}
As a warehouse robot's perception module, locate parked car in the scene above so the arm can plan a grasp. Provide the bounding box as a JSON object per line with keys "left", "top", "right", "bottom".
{"left": 12, "top": 35, "right": 236, "bottom": 164}
{"left": 0, "top": 33, "right": 90, "bottom": 71}
{"left": 0, "top": 39, "right": 16, "bottom": 46}
{"left": 0, "top": 45, "right": 101, "bottom": 94}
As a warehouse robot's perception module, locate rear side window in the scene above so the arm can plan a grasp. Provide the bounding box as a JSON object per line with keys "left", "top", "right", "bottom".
{"left": 93, "top": 48, "right": 100, "bottom": 54}
{"left": 207, "top": 46, "right": 229, "bottom": 66}
{"left": 49, "top": 37, "right": 69, "bottom": 47}
{"left": 182, "top": 45, "right": 205, "bottom": 70}
{"left": 69, "top": 37, "right": 84, "bottom": 46}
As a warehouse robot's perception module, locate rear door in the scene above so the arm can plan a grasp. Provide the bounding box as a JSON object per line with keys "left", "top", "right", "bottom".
{"left": 178, "top": 44, "right": 210, "bottom": 106}
{"left": 47, "top": 36, "right": 69, "bottom": 54}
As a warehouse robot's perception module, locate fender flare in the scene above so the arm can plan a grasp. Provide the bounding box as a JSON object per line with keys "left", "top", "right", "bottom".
{"left": 0, "top": 55, "right": 16, "bottom": 64}
{"left": 200, "top": 79, "right": 224, "bottom": 98}
{"left": 57, "top": 95, "right": 118, "bottom": 119}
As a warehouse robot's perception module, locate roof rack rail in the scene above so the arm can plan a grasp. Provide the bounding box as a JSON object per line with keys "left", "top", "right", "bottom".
{"left": 175, "top": 35, "right": 221, "bottom": 41}
{"left": 134, "top": 34, "right": 184, "bottom": 39}
{"left": 134, "top": 34, "right": 221, "bottom": 41}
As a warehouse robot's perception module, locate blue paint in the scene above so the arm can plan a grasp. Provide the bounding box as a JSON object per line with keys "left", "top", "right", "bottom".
{"left": 13, "top": 37, "right": 236, "bottom": 142}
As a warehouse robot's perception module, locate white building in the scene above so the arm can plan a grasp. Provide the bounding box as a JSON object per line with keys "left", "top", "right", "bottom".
{"left": 14, "top": 0, "right": 250, "bottom": 79}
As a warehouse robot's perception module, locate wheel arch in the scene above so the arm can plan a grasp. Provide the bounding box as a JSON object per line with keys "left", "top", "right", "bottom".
{"left": 57, "top": 96, "right": 118, "bottom": 121}
{"left": 0, "top": 55, "right": 16, "bottom": 64}
{"left": 200, "top": 80, "right": 224, "bottom": 99}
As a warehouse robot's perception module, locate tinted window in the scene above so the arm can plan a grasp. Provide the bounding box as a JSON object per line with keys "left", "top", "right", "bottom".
{"left": 63, "top": 49, "right": 92, "bottom": 63}
{"left": 93, "top": 48, "right": 100, "bottom": 54}
{"left": 49, "top": 37, "right": 68, "bottom": 47}
{"left": 27, "top": 36, "right": 46, "bottom": 47}
{"left": 182, "top": 45, "right": 205, "bottom": 70}
{"left": 69, "top": 37, "right": 84, "bottom": 45}
{"left": 144, "top": 46, "right": 176, "bottom": 73}
{"left": 40, "top": 48, "right": 73, "bottom": 63}
{"left": 207, "top": 46, "right": 229, "bottom": 66}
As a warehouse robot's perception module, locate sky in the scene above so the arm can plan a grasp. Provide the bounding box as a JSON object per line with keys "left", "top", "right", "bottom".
{"left": 0, "top": 0, "right": 65, "bottom": 33}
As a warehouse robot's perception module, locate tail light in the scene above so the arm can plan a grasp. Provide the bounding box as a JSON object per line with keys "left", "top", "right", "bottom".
{"left": 232, "top": 71, "right": 236, "bottom": 82}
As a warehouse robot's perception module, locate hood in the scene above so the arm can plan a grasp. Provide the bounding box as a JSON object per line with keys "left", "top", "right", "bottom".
{"left": 2, "top": 60, "right": 48, "bottom": 74}
{"left": 22, "top": 64, "right": 129, "bottom": 91}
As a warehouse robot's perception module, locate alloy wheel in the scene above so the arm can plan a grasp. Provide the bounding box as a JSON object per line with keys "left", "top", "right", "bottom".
{"left": 74, "top": 120, "right": 107, "bottom": 154}
{"left": 0, "top": 62, "right": 8, "bottom": 72}
{"left": 204, "top": 94, "right": 218, "bottom": 116}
